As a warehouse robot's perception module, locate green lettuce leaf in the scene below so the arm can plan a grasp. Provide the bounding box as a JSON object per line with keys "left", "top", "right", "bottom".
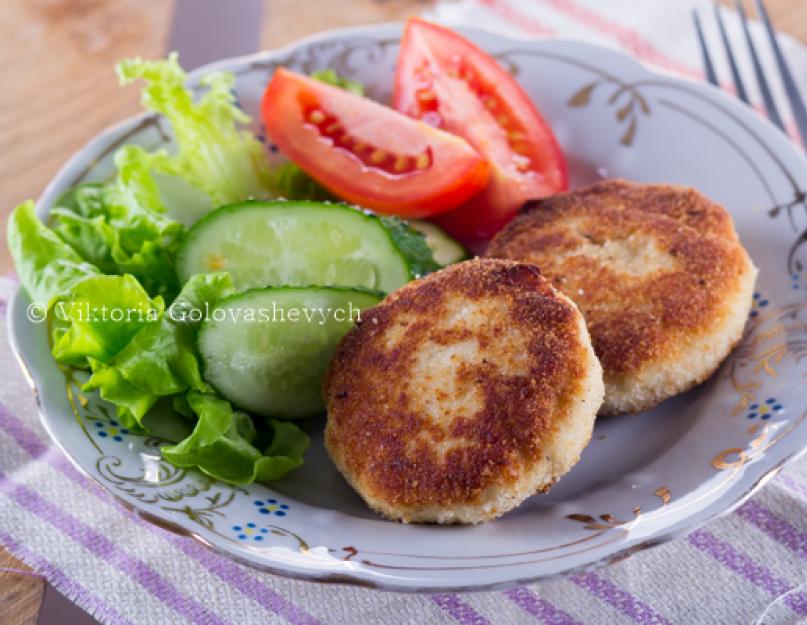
{"left": 83, "top": 318, "right": 201, "bottom": 429}
{"left": 117, "top": 53, "right": 272, "bottom": 208}
{"left": 380, "top": 216, "right": 441, "bottom": 277}
{"left": 105, "top": 146, "right": 184, "bottom": 293}
{"left": 50, "top": 148, "right": 184, "bottom": 300}
{"left": 311, "top": 68, "right": 365, "bottom": 95}
{"left": 7, "top": 201, "right": 99, "bottom": 308}
{"left": 82, "top": 273, "right": 234, "bottom": 427}
{"left": 48, "top": 207, "right": 118, "bottom": 275}
{"left": 161, "top": 391, "right": 309, "bottom": 484}
{"left": 49, "top": 184, "right": 118, "bottom": 274}
{"left": 166, "top": 271, "right": 236, "bottom": 325}
{"left": 256, "top": 419, "right": 312, "bottom": 480}
{"left": 270, "top": 161, "right": 333, "bottom": 201}
{"left": 140, "top": 397, "right": 194, "bottom": 442}
{"left": 54, "top": 182, "right": 106, "bottom": 218}
{"left": 50, "top": 274, "right": 162, "bottom": 367}
{"left": 82, "top": 364, "right": 155, "bottom": 430}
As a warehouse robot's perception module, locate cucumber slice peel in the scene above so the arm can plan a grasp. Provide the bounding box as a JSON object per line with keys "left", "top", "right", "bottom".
{"left": 409, "top": 220, "right": 468, "bottom": 266}
{"left": 177, "top": 200, "right": 433, "bottom": 294}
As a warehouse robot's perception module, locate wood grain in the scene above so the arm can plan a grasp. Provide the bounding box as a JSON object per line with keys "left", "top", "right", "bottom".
{"left": 0, "top": 547, "right": 45, "bottom": 625}
{"left": 722, "top": 0, "right": 807, "bottom": 41}
{"left": 261, "top": 0, "right": 433, "bottom": 49}
{"left": 0, "top": 0, "right": 174, "bottom": 270}
{"left": 0, "top": 0, "right": 173, "bottom": 617}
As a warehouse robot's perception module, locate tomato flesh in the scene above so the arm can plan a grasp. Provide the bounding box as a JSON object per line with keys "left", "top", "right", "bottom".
{"left": 301, "top": 103, "right": 433, "bottom": 175}
{"left": 394, "top": 18, "right": 568, "bottom": 241}
{"left": 262, "top": 68, "right": 489, "bottom": 218}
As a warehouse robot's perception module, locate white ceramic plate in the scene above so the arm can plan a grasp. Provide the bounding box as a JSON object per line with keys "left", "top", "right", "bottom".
{"left": 9, "top": 23, "right": 807, "bottom": 592}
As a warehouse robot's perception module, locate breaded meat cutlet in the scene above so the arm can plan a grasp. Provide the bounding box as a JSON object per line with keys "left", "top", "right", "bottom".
{"left": 324, "top": 259, "right": 603, "bottom": 524}
{"left": 486, "top": 179, "right": 758, "bottom": 416}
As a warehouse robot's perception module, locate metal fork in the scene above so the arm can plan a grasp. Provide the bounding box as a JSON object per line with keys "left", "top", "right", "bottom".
{"left": 693, "top": 0, "right": 807, "bottom": 151}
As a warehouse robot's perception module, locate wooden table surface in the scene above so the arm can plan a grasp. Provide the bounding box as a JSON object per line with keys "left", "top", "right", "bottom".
{"left": 1, "top": 1, "right": 805, "bottom": 623}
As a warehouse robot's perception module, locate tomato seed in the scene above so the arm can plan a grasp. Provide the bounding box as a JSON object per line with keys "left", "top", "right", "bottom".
{"left": 393, "top": 156, "right": 410, "bottom": 172}
{"left": 303, "top": 104, "right": 430, "bottom": 175}
{"left": 308, "top": 109, "right": 326, "bottom": 124}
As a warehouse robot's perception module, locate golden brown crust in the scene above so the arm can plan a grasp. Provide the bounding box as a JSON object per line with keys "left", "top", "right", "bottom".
{"left": 486, "top": 179, "right": 755, "bottom": 406}
{"left": 323, "top": 259, "right": 596, "bottom": 518}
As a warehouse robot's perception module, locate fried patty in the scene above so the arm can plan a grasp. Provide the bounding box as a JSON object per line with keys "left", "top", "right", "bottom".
{"left": 486, "top": 179, "right": 758, "bottom": 415}
{"left": 324, "top": 259, "right": 603, "bottom": 524}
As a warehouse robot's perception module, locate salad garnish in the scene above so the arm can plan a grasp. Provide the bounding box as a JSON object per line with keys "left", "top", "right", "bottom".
{"left": 7, "top": 21, "right": 566, "bottom": 486}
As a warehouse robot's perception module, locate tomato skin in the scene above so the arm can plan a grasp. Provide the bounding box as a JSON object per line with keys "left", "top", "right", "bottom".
{"left": 394, "top": 18, "right": 568, "bottom": 241}
{"left": 432, "top": 175, "right": 534, "bottom": 244}
{"left": 261, "top": 68, "right": 489, "bottom": 218}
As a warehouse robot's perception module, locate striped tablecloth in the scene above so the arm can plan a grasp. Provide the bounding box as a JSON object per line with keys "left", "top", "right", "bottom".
{"left": 3, "top": 1, "right": 807, "bottom": 623}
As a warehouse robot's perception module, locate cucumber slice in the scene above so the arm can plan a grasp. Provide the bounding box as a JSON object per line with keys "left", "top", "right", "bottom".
{"left": 198, "top": 286, "right": 381, "bottom": 418}
{"left": 177, "top": 201, "right": 413, "bottom": 293}
{"left": 409, "top": 220, "right": 468, "bottom": 266}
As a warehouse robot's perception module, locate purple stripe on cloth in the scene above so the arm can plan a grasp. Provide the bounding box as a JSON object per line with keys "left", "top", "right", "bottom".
{"left": 0, "top": 403, "right": 48, "bottom": 456}
{"left": 0, "top": 529, "right": 136, "bottom": 625}
{"left": 777, "top": 473, "right": 807, "bottom": 500}
{"left": 0, "top": 402, "right": 321, "bottom": 625}
{"left": 687, "top": 529, "right": 807, "bottom": 615}
{"left": 164, "top": 535, "right": 321, "bottom": 625}
{"left": 503, "top": 587, "right": 583, "bottom": 625}
{"left": 736, "top": 500, "right": 807, "bottom": 559}
{"left": 570, "top": 572, "right": 673, "bottom": 625}
{"left": 0, "top": 473, "right": 230, "bottom": 625}
{"left": 431, "top": 593, "right": 493, "bottom": 625}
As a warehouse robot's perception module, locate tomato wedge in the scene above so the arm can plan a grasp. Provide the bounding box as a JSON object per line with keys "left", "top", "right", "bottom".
{"left": 261, "top": 68, "right": 489, "bottom": 218}
{"left": 394, "top": 18, "right": 568, "bottom": 241}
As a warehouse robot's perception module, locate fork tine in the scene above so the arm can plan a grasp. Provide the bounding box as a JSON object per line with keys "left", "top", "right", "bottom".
{"left": 693, "top": 10, "right": 719, "bottom": 87}
{"left": 755, "top": 0, "right": 807, "bottom": 146}
{"left": 735, "top": 0, "right": 785, "bottom": 131}
{"left": 714, "top": 2, "right": 749, "bottom": 104}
